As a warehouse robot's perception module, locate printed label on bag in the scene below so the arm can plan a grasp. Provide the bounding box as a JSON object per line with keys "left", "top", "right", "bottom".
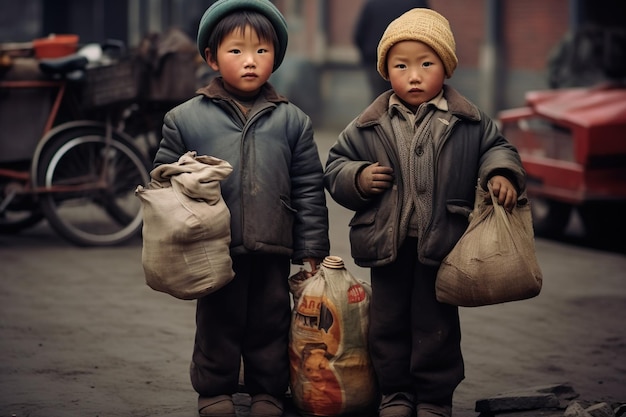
{"left": 347, "top": 284, "right": 366, "bottom": 304}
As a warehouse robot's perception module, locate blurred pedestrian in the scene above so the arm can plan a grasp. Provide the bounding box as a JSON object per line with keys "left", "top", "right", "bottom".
{"left": 152, "top": 0, "right": 330, "bottom": 416}
{"left": 325, "top": 8, "right": 526, "bottom": 417}
{"left": 354, "top": 0, "right": 430, "bottom": 100}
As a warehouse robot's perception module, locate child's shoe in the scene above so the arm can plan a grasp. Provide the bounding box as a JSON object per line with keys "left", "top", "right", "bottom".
{"left": 250, "top": 394, "right": 284, "bottom": 417}
{"left": 198, "top": 395, "right": 236, "bottom": 417}
{"left": 379, "top": 392, "right": 416, "bottom": 417}
{"left": 416, "top": 403, "right": 452, "bottom": 417}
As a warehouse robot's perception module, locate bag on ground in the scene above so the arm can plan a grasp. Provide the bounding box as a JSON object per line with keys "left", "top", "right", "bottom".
{"left": 288, "top": 256, "right": 378, "bottom": 417}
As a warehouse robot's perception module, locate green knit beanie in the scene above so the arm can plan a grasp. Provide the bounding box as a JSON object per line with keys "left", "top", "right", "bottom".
{"left": 196, "top": 0, "right": 288, "bottom": 72}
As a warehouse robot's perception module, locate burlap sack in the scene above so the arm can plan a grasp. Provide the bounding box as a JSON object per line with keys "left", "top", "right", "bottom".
{"left": 436, "top": 183, "right": 543, "bottom": 307}
{"left": 288, "top": 256, "right": 378, "bottom": 417}
{"left": 135, "top": 151, "right": 234, "bottom": 300}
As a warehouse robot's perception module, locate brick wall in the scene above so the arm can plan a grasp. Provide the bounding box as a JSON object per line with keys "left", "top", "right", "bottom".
{"left": 274, "top": 0, "right": 574, "bottom": 128}
{"left": 282, "top": 0, "right": 569, "bottom": 73}
{"left": 430, "top": 0, "right": 485, "bottom": 69}
{"left": 430, "top": 0, "right": 569, "bottom": 71}
{"left": 502, "top": 0, "right": 569, "bottom": 70}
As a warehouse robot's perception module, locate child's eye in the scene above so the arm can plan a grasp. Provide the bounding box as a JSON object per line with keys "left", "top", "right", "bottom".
{"left": 229, "top": 49, "right": 241, "bottom": 54}
{"left": 422, "top": 61, "right": 434, "bottom": 68}
{"left": 395, "top": 63, "right": 406, "bottom": 69}
{"left": 257, "top": 48, "right": 269, "bottom": 54}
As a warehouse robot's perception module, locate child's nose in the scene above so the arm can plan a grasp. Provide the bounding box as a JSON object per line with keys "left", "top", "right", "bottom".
{"left": 409, "top": 68, "right": 422, "bottom": 83}
{"left": 243, "top": 53, "right": 256, "bottom": 67}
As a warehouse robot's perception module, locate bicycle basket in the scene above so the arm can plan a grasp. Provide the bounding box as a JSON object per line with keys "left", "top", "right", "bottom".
{"left": 82, "top": 59, "right": 138, "bottom": 108}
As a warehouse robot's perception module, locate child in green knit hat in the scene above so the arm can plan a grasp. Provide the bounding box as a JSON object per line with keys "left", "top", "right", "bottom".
{"left": 153, "top": 1, "right": 330, "bottom": 416}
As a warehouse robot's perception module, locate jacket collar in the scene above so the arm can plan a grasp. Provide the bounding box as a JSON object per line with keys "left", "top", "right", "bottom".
{"left": 196, "top": 77, "right": 289, "bottom": 104}
{"left": 355, "top": 85, "right": 481, "bottom": 128}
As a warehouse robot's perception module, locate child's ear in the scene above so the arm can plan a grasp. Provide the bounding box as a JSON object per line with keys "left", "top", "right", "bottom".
{"left": 205, "top": 48, "right": 219, "bottom": 71}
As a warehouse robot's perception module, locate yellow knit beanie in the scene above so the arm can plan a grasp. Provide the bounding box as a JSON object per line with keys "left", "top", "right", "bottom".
{"left": 377, "top": 8, "right": 458, "bottom": 80}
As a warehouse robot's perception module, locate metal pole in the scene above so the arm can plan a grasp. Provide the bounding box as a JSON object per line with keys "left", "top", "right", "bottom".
{"left": 478, "top": 0, "right": 502, "bottom": 117}
{"left": 569, "top": 0, "right": 582, "bottom": 31}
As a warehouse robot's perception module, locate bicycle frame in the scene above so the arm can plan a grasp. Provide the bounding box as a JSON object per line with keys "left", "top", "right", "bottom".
{"left": 0, "top": 77, "right": 122, "bottom": 197}
{"left": 1, "top": 52, "right": 150, "bottom": 246}
{"left": 0, "top": 78, "right": 66, "bottom": 134}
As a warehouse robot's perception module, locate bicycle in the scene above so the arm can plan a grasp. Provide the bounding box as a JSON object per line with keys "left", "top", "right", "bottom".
{"left": 0, "top": 40, "right": 151, "bottom": 246}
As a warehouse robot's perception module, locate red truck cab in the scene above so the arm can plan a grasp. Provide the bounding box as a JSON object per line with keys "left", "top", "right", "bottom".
{"left": 498, "top": 83, "right": 626, "bottom": 238}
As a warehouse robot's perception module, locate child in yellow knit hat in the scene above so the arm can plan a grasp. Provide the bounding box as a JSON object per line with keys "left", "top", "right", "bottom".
{"left": 324, "top": 8, "right": 526, "bottom": 417}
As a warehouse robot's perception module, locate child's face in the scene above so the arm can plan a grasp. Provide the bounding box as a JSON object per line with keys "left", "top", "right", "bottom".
{"left": 206, "top": 25, "right": 275, "bottom": 97}
{"left": 387, "top": 40, "right": 446, "bottom": 110}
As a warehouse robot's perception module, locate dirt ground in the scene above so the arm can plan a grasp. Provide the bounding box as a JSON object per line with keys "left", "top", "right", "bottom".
{"left": 1, "top": 214, "right": 625, "bottom": 417}
{"left": 1, "top": 131, "right": 625, "bottom": 417}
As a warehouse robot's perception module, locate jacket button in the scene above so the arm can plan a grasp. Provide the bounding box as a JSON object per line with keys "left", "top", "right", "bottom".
{"left": 416, "top": 146, "right": 424, "bottom": 156}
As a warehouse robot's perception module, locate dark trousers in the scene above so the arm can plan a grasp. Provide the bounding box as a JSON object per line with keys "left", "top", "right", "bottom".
{"left": 190, "top": 253, "right": 291, "bottom": 398}
{"left": 369, "top": 238, "right": 464, "bottom": 404}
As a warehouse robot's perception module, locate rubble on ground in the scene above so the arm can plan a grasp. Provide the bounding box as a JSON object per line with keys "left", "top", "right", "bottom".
{"left": 475, "top": 383, "right": 625, "bottom": 417}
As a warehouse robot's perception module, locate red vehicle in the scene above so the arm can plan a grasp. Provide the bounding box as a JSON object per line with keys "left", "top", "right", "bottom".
{"left": 498, "top": 83, "right": 626, "bottom": 239}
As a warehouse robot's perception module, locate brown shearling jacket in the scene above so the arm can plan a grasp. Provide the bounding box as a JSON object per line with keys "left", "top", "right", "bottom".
{"left": 324, "top": 85, "right": 526, "bottom": 267}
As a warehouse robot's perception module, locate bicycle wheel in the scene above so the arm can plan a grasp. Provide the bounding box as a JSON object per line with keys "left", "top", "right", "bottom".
{"left": 36, "top": 126, "right": 150, "bottom": 246}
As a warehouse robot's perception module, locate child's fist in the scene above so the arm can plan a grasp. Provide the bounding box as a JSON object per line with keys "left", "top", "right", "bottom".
{"left": 488, "top": 175, "right": 518, "bottom": 212}
{"left": 357, "top": 162, "right": 394, "bottom": 196}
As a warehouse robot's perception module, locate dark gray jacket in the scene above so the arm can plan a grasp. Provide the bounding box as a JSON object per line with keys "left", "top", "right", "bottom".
{"left": 324, "top": 86, "right": 526, "bottom": 267}
{"left": 153, "top": 78, "right": 330, "bottom": 263}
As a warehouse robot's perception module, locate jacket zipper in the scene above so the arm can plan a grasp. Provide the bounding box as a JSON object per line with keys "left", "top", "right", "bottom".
{"left": 238, "top": 104, "right": 274, "bottom": 245}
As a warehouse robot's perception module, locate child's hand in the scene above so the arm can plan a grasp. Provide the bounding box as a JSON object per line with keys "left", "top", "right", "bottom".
{"left": 302, "top": 258, "right": 322, "bottom": 277}
{"left": 357, "top": 162, "right": 394, "bottom": 196}
{"left": 488, "top": 175, "right": 518, "bottom": 212}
